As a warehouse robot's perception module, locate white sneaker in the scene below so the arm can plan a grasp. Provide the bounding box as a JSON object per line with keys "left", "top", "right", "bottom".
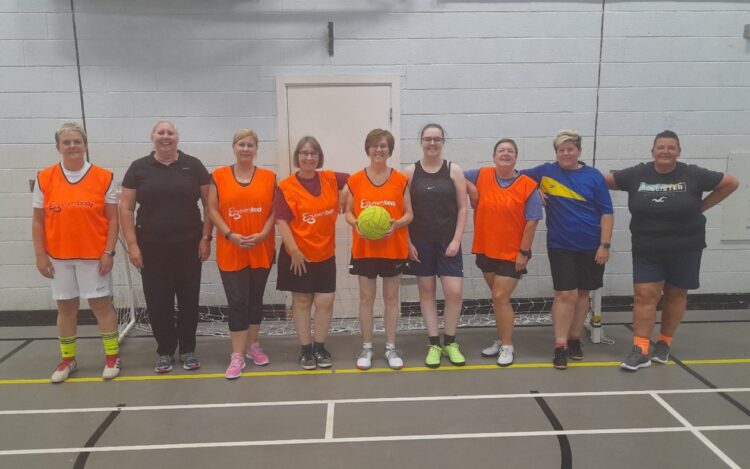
{"left": 497, "top": 345, "right": 514, "bottom": 367}
{"left": 481, "top": 339, "right": 501, "bottom": 357}
{"left": 102, "top": 356, "right": 121, "bottom": 380}
{"left": 51, "top": 358, "right": 77, "bottom": 383}
{"left": 385, "top": 348, "right": 404, "bottom": 370}
{"left": 356, "top": 347, "right": 374, "bottom": 370}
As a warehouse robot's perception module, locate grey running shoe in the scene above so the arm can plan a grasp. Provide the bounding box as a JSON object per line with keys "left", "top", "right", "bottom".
{"left": 553, "top": 347, "right": 568, "bottom": 370}
{"left": 651, "top": 340, "right": 670, "bottom": 364}
{"left": 567, "top": 339, "right": 583, "bottom": 361}
{"left": 299, "top": 349, "right": 316, "bottom": 370}
{"left": 180, "top": 352, "right": 201, "bottom": 370}
{"left": 620, "top": 345, "right": 651, "bottom": 371}
{"left": 481, "top": 339, "right": 501, "bottom": 358}
{"left": 154, "top": 355, "right": 174, "bottom": 374}
{"left": 385, "top": 348, "right": 404, "bottom": 370}
{"left": 313, "top": 346, "right": 333, "bottom": 368}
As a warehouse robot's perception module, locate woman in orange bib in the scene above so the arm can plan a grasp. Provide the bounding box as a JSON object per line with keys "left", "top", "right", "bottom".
{"left": 465, "top": 138, "right": 542, "bottom": 367}
{"left": 32, "top": 122, "right": 121, "bottom": 383}
{"left": 344, "top": 129, "right": 413, "bottom": 370}
{"left": 208, "top": 129, "right": 276, "bottom": 380}
{"left": 276, "top": 136, "right": 349, "bottom": 370}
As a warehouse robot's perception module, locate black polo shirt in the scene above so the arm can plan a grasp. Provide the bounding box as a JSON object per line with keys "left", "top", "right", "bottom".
{"left": 122, "top": 151, "right": 210, "bottom": 244}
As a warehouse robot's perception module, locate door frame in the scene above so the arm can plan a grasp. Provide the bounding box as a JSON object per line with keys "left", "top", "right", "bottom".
{"left": 275, "top": 75, "right": 401, "bottom": 176}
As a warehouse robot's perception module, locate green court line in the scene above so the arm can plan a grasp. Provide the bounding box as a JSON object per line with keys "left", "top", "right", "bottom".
{"left": 1, "top": 358, "right": 748, "bottom": 385}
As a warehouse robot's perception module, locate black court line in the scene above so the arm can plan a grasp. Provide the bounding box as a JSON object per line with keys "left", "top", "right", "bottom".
{"left": 0, "top": 339, "right": 33, "bottom": 365}
{"left": 622, "top": 324, "right": 750, "bottom": 418}
{"left": 670, "top": 356, "right": 750, "bottom": 418}
{"left": 73, "top": 403, "right": 126, "bottom": 469}
{"left": 531, "top": 390, "right": 572, "bottom": 469}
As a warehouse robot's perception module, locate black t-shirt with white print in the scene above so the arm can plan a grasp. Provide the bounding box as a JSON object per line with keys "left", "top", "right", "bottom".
{"left": 613, "top": 161, "right": 722, "bottom": 256}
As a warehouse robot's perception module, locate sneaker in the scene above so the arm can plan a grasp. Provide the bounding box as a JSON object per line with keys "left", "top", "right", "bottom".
{"left": 102, "top": 355, "right": 121, "bottom": 380}
{"left": 299, "top": 349, "right": 316, "bottom": 370}
{"left": 651, "top": 340, "right": 670, "bottom": 364}
{"left": 385, "top": 348, "right": 404, "bottom": 370}
{"left": 154, "top": 355, "right": 174, "bottom": 374}
{"left": 567, "top": 339, "right": 583, "bottom": 361}
{"left": 224, "top": 353, "right": 246, "bottom": 380}
{"left": 180, "top": 353, "right": 201, "bottom": 371}
{"left": 245, "top": 342, "right": 270, "bottom": 366}
{"left": 356, "top": 347, "right": 374, "bottom": 370}
{"left": 481, "top": 339, "right": 501, "bottom": 358}
{"left": 553, "top": 347, "right": 568, "bottom": 370}
{"left": 425, "top": 345, "right": 442, "bottom": 368}
{"left": 620, "top": 345, "right": 652, "bottom": 371}
{"left": 313, "top": 346, "right": 333, "bottom": 368}
{"left": 497, "top": 345, "right": 514, "bottom": 367}
{"left": 442, "top": 342, "right": 466, "bottom": 366}
{"left": 51, "top": 358, "right": 77, "bottom": 383}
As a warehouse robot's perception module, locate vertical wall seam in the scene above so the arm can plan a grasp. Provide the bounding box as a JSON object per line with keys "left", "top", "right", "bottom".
{"left": 592, "top": 0, "right": 606, "bottom": 168}
{"left": 70, "top": 0, "right": 89, "bottom": 161}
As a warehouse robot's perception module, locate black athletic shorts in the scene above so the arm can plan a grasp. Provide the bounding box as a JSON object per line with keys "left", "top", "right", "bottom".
{"left": 349, "top": 257, "right": 409, "bottom": 279}
{"left": 276, "top": 246, "right": 336, "bottom": 294}
{"left": 475, "top": 253, "right": 525, "bottom": 279}
{"left": 548, "top": 248, "right": 604, "bottom": 291}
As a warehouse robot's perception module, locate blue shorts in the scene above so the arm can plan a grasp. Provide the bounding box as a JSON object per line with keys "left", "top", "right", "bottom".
{"left": 407, "top": 239, "right": 463, "bottom": 278}
{"left": 632, "top": 249, "right": 702, "bottom": 290}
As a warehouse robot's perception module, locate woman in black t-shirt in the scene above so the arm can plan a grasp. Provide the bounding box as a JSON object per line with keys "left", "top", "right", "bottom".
{"left": 604, "top": 130, "right": 738, "bottom": 372}
{"left": 120, "top": 121, "right": 213, "bottom": 374}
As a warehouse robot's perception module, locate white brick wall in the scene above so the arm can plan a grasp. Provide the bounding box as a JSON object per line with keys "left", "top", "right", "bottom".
{"left": 1, "top": 0, "right": 749, "bottom": 310}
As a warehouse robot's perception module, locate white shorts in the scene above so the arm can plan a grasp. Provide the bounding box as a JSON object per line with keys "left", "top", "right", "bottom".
{"left": 49, "top": 258, "right": 112, "bottom": 300}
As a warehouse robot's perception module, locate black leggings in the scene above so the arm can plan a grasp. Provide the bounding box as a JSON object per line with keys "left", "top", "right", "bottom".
{"left": 220, "top": 266, "right": 271, "bottom": 331}
{"left": 140, "top": 237, "right": 202, "bottom": 356}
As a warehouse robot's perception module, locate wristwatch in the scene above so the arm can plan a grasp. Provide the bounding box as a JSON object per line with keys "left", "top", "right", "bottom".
{"left": 519, "top": 249, "right": 531, "bottom": 257}
{"left": 224, "top": 231, "right": 233, "bottom": 240}
{"left": 104, "top": 250, "right": 115, "bottom": 257}
{"left": 202, "top": 234, "right": 213, "bottom": 241}
{"left": 600, "top": 243, "right": 611, "bottom": 249}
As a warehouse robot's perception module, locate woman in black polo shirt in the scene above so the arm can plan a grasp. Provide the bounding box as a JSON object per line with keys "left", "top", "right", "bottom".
{"left": 120, "top": 121, "right": 213, "bottom": 374}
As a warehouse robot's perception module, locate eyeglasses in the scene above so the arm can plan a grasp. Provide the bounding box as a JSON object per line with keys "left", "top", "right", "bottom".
{"left": 299, "top": 151, "right": 320, "bottom": 158}
{"left": 369, "top": 143, "right": 390, "bottom": 150}
{"left": 421, "top": 137, "right": 444, "bottom": 144}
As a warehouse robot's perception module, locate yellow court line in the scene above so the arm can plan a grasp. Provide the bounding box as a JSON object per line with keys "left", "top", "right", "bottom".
{"left": 1, "top": 358, "right": 748, "bottom": 385}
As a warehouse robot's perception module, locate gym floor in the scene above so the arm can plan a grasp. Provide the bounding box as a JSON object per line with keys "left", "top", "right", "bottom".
{"left": 0, "top": 309, "right": 748, "bottom": 469}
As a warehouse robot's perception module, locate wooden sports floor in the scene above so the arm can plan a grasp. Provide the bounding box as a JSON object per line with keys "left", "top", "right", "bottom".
{"left": 0, "top": 309, "right": 748, "bottom": 469}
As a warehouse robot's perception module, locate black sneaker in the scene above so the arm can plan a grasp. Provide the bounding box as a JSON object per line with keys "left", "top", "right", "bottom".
{"left": 651, "top": 340, "right": 670, "bottom": 364}
{"left": 620, "top": 345, "right": 651, "bottom": 371}
{"left": 567, "top": 339, "right": 583, "bottom": 361}
{"left": 553, "top": 347, "right": 568, "bottom": 370}
{"left": 313, "top": 346, "right": 333, "bottom": 368}
{"left": 299, "top": 349, "right": 316, "bottom": 370}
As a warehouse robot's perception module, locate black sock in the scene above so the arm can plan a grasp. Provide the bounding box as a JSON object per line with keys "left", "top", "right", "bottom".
{"left": 301, "top": 344, "right": 312, "bottom": 353}
{"left": 443, "top": 334, "right": 456, "bottom": 345}
{"left": 429, "top": 336, "right": 441, "bottom": 346}
{"left": 313, "top": 341, "right": 325, "bottom": 351}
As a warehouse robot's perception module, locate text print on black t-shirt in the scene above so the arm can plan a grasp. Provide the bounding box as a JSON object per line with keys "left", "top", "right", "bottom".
{"left": 637, "top": 181, "right": 686, "bottom": 204}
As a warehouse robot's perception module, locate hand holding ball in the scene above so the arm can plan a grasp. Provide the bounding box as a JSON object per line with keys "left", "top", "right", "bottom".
{"left": 357, "top": 206, "right": 392, "bottom": 241}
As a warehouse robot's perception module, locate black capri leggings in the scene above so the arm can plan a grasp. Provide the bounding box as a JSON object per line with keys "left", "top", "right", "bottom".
{"left": 219, "top": 266, "right": 271, "bottom": 332}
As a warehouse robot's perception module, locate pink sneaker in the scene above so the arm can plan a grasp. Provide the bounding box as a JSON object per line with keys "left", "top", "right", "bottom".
{"left": 224, "top": 353, "right": 246, "bottom": 380}
{"left": 245, "top": 342, "right": 270, "bottom": 366}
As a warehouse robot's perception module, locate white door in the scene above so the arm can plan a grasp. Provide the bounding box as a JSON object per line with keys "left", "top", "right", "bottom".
{"left": 277, "top": 77, "right": 400, "bottom": 318}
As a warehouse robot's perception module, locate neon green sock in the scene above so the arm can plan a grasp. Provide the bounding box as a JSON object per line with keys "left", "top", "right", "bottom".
{"left": 59, "top": 336, "right": 77, "bottom": 359}
{"left": 101, "top": 331, "right": 119, "bottom": 356}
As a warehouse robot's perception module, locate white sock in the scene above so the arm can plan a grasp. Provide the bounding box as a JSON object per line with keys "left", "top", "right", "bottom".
{"left": 362, "top": 342, "right": 373, "bottom": 350}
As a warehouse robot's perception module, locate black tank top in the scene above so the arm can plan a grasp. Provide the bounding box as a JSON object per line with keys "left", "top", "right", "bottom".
{"left": 409, "top": 160, "right": 457, "bottom": 242}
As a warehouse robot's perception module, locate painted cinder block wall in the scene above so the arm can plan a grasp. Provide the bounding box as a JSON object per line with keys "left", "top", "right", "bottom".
{"left": 1, "top": 0, "right": 749, "bottom": 311}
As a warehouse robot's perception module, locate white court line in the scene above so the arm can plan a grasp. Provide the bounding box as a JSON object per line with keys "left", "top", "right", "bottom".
{"left": 652, "top": 393, "right": 743, "bottom": 468}
{"left": 2, "top": 425, "right": 749, "bottom": 456}
{"left": 2, "top": 387, "right": 748, "bottom": 416}
{"left": 650, "top": 392, "right": 741, "bottom": 469}
{"left": 325, "top": 402, "right": 335, "bottom": 440}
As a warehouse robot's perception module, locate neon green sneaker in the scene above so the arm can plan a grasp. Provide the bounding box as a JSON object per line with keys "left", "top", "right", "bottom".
{"left": 442, "top": 342, "right": 466, "bottom": 366}
{"left": 425, "top": 345, "right": 442, "bottom": 369}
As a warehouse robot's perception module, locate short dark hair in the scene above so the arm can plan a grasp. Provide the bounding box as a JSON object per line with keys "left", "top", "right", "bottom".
{"left": 292, "top": 136, "right": 324, "bottom": 168}
{"left": 653, "top": 130, "right": 681, "bottom": 150}
{"left": 493, "top": 138, "right": 518, "bottom": 156}
{"left": 364, "top": 129, "right": 395, "bottom": 155}
{"left": 419, "top": 123, "right": 446, "bottom": 140}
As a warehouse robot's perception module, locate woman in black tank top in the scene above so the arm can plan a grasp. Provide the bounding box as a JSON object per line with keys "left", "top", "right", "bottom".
{"left": 404, "top": 123, "right": 469, "bottom": 368}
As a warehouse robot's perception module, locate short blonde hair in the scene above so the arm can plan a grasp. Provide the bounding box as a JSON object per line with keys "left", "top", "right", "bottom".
{"left": 151, "top": 120, "right": 177, "bottom": 135}
{"left": 55, "top": 122, "right": 87, "bottom": 145}
{"left": 553, "top": 129, "right": 582, "bottom": 151}
{"left": 233, "top": 129, "right": 259, "bottom": 146}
